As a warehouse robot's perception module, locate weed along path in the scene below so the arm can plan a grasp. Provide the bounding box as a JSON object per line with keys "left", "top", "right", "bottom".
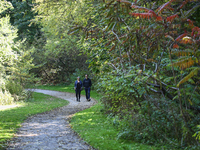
{"left": 7, "top": 89, "right": 97, "bottom": 150}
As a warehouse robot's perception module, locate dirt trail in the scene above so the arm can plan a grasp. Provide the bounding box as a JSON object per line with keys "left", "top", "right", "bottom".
{"left": 7, "top": 89, "right": 97, "bottom": 150}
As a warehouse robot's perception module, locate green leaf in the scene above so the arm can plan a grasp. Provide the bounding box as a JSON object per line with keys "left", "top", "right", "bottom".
{"left": 177, "top": 67, "right": 199, "bottom": 87}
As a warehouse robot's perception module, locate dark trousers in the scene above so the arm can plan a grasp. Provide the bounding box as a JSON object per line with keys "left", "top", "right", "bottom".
{"left": 76, "top": 89, "right": 81, "bottom": 101}
{"left": 85, "top": 87, "right": 90, "bottom": 99}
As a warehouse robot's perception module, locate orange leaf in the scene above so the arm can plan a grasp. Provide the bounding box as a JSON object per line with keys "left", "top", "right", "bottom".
{"left": 148, "top": 10, "right": 157, "bottom": 17}
{"left": 156, "top": 16, "right": 163, "bottom": 21}
{"left": 175, "top": 33, "right": 188, "bottom": 42}
{"left": 173, "top": 44, "right": 179, "bottom": 49}
{"left": 166, "top": 14, "right": 179, "bottom": 22}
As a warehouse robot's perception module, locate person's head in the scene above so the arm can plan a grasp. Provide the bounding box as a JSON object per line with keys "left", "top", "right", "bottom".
{"left": 85, "top": 74, "right": 88, "bottom": 79}
{"left": 77, "top": 77, "right": 80, "bottom": 81}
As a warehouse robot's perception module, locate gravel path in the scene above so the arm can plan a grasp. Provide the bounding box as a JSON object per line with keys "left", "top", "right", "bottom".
{"left": 7, "top": 89, "right": 97, "bottom": 150}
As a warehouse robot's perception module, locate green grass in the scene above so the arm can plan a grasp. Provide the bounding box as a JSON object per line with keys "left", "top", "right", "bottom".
{"left": 70, "top": 103, "right": 156, "bottom": 150}
{"left": 0, "top": 92, "right": 69, "bottom": 149}
{"left": 36, "top": 85, "right": 157, "bottom": 150}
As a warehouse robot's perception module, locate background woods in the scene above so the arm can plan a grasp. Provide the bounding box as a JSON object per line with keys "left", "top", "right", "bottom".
{"left": 32, "top": 0, "right": 89, "bottom": 83}
{"left": 1, "top": 0, "right": 200, "bottom": 149}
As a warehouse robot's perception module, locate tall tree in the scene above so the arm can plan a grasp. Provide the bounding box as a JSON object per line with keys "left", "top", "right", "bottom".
{"left": 0, "top": 0, "right": 35, "bottom": 103}
{"left": 32, "top": 0, "right": 89, "bottom": 83}
{"left": 0, "top": 0, "right": 41, "bottom": 45}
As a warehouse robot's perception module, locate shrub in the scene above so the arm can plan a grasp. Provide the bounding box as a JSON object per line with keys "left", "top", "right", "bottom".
{"left": 0, "top": 90, "right": 14, "bottom": 105}
{"left": 5, "top": 80, "right": 23, "bottom": 96}
{"left": 4, "top": 80, "right": 32, "bottom": 102}
{"left": 106, "top": 95, "right": 200, "bottom": 148}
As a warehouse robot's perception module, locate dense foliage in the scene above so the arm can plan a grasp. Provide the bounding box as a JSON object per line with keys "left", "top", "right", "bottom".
{"left": 30, "top": 0, "right": 89, "bottom": 84}
{"left": 0, "top": 0, "right": 42, "bottom": 45}
{"left": 67, "top": 0, "right": 200, "bottom": 148}
{"left": 0, "top": 1, "right": 34, "bottom": 104}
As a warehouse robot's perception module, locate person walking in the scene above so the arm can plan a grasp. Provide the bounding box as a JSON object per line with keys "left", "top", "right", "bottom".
{"left": 83, "top": 74, "right": 92, "bottom": 101}
{"left": 74, "top": 77, "right": 82, "bottom": 102}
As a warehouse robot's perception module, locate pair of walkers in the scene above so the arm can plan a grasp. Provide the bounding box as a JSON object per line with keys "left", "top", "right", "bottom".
{"left": 74, "top": 74, "right": 92, "bottom": 102}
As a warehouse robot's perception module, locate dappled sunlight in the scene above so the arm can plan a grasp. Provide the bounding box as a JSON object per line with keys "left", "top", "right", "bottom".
{"left": 75, "top": 111, "right": 94, "bottom": 116}
{"left": 0, "top": 128, "right": 14, "bottom": 132}
{"left": 0, "top": 104, "right": 24, "bottom": 111}
{"left": 0, "top": 126, "right": 16, "bottom": 141}
{"left": 17, "top": 133, "right": 38, "bottom": 137}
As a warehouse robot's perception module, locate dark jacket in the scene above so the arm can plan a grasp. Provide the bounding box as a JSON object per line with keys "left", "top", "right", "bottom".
{"left": 83, "top": 78, "right": 92, "bottom": 88}
{"left": 74, "top": 80, "right": 82, "bottom": 89}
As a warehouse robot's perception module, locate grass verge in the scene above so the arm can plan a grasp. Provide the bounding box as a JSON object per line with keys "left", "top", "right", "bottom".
{"left": 0, "top": 92, "right": 69, "bottom": 149}
{"left": 36, "top": 85, "right": 157, "bottom": 150}
{"left": 70, "top": 102, "right": 157, "bottom": 150}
